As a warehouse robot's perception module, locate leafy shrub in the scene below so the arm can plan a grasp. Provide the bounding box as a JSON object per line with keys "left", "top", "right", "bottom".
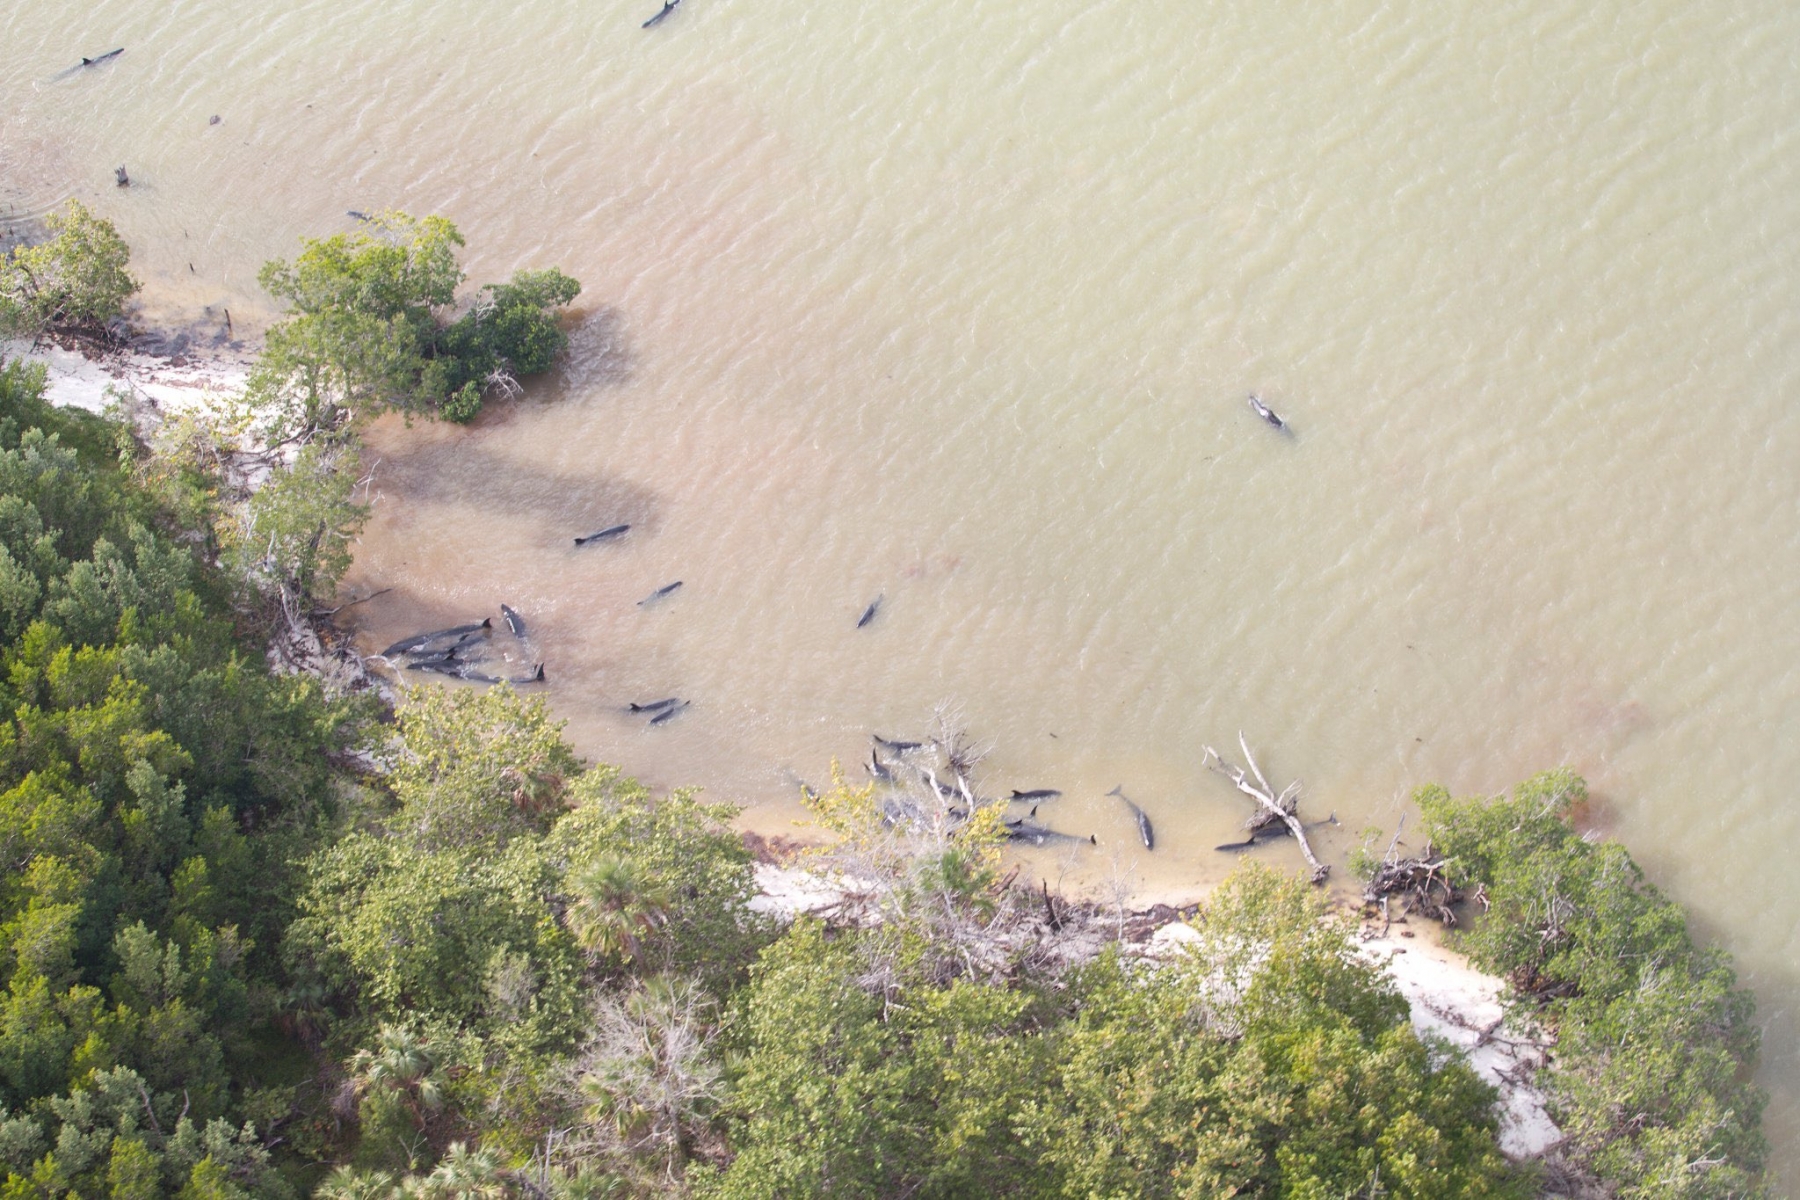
{"left": 1420, "top": 771, "right": 1770, "bottom": 1197}
{"left": 0, "top": 360, "right": 357, "bottom": 1197}
{"left": 248, "top": 212, "right": 579, "bottom": 438}
{"left": 702, "top": 866, "right": 1522, "bottom": 1199}
{"left": 0, "top": 202, "right": 139, "bottom": 336}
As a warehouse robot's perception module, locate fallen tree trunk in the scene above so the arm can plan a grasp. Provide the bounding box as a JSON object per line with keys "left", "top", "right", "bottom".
{"left": 1203, "top": 733, "right": 1331, "bottom": 883}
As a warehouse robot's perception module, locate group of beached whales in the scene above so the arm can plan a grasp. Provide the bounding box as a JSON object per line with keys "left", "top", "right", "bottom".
{"left": 380, "top": 394, "right": 1295, "bottom": 833}
{"left": 859, "top": 735, "right": 1306, "bottom": 855}
{"left": 375, "top": 521, "right": 698, "bottom": 723}
{"left": 378, "top": 607, "right": 547, "bottom": 686}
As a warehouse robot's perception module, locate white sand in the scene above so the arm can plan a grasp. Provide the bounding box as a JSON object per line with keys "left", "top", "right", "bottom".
{"left": 749, "top": 863, "right": 1561, "bottom": 1160}
{"left": 4, "top": 339, "right": 251, "bottom": 416}
{"left": 1361, "top": 933, "right": 1562, "bottom": 1158}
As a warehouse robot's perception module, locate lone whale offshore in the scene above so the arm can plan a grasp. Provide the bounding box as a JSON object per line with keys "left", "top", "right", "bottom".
{"left": 574, "top": 524, "right": 630, "bottom": 545}
{"left": 1247, "top": 394, "right": 1286, "bottom": 429}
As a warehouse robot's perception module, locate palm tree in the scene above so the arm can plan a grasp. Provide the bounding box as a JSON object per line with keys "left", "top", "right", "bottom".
{"left": 565, "top": 857, "right": 671, "bottom": 967}
{"left": 349, "top": 1025, "right": 443, "bottom": 1128}
{"left": 403, "top": 1142, "right": 510, "bottom": 1200}
{"left": 315, "top": 1165, "right": 398, "bottom": 1200}
{"left": 578, "top": 974, "right": 721, "bottom": 1168}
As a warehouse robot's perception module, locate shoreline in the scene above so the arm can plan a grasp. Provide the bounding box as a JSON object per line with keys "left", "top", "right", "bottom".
{"left": 2, "top": 334, "right": 255, "bottom": 417}
{"left": 750, "top": 844, "right": 1561, "bottom": 1160}
{"left": 9, "top": 332, "right": 1561, "bottom": 1161}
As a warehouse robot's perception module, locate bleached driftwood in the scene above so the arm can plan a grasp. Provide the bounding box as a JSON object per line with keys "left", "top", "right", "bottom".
{"left": 1203, "top": 733, "right": 1330, "bottom": 884}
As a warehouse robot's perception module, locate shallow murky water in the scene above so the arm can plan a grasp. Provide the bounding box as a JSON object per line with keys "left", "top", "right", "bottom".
{"left": 5, "top": 0, "right": 1799, "bottom": 1175}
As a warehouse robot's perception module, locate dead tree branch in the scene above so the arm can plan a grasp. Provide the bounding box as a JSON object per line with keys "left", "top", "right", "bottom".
{"left": 1359, "top": 815, "right": 1463, "bottom": 926}
{"left": 1203, "top": 733, "right": 1330, "bottom": 883}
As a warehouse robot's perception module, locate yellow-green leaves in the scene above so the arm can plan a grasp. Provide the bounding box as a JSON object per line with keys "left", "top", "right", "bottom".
{"left": 0, "top": 202, "right": 139, "bottom": 335}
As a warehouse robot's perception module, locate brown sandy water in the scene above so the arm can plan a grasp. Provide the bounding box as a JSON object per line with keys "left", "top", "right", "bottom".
{"left": 5, "top": 0, "right": 1799, "bottom": 1176}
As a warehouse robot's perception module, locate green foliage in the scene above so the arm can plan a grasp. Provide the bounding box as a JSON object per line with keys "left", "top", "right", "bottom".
{"left": 704, "top": 866, "right": 1520, "bottom": 1199}
{"left": 1419, "top": 771, "right": 1770, "bottom": 1197}
{"left": 248, "top": 212, "right": 579, "bottom": 438}
{"left": 287, "top": 689, "right": 764, "bottom": 1175}
{"left": 0, "top": 360, "right": 358, "bottom": 1195}
{"left": 386, "top": 685, "right": 580, "bottom": 849}
{"left": 229, "top": 440, "right": 368, "bottom": 603}
{"left": 431, "top": 269, "right": 582, "bottom": 423}
{"left": 547, "top": 769, "right": 770, "bottom": 994}
{"left": 288, "top": 832, "right": 584, "bottom": 1036}
{"left": 0, "top": 1066, "right": 291, "bottom": 1200}
{"left": 565, "top": 859, "right": 671, "bottom": 968}
{"left": 0, "top": 203, "right": 140, "bottom": 335}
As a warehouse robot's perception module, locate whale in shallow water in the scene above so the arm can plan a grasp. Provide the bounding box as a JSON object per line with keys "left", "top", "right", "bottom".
{"left": 1108, "top": 785, "right": 1155, "bottom": 850}
{"left": 575, "top": 524, "right": 630, "bottom": 545}
{"left": 405, "top": 649, "right": 461, "bottom": 667}
{"left": 501, "top": 604, "right": 527, "bottom": 638}
{"left": 642, "top": 0, "right": 681, "bottom": 27}
{"left": 1010, "top": 788, "right": 1061, "bottom": 801}
{"left": 1006, "top": 822, "right": 1095, "bottom": 847}
{"left": 460, "top": 663, "right": 546, "bottom": 685}
{"left": 1248, "top": 394, "right": 1285, "bottom": 429}
{"left": 857, "top": 595, "right": 883, "bottom": 628}
{"left": 873, "top": 734, "right": 921, "bottom": 754}
{"left": 380, "top": 618, "right": 491, "bottom": 657}
{"left": 638, "top": 581, "right": 682, "bottom": 606}
{"left": 628, "top": 698, "right": 680, "bottom": 713}
{"left": 1214, "top": 823, "right": 1290, "bottom": 853}
{"left": 81, "top": 48, "right": 124, "bottom": 66}
{"left": 648, "top": 700, "right": 691, "bottom": 725}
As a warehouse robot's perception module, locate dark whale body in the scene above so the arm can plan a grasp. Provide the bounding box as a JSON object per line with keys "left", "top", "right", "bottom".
{"left": 575, "top": 524, "right": 630, "bottom": 546}
{"left": 380, "top": 617, "right": 491, "bottom": 658}
{"left": 1108, "top": 785, "right": 1155, "bottom": 850}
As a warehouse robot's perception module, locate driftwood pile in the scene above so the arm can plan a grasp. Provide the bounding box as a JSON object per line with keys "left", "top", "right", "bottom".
{"left": 1359, "top": 816, "right": 1478, "bottom": 931}
{"left": 1202, "top": 733, "right": 1334, "bottom": 884}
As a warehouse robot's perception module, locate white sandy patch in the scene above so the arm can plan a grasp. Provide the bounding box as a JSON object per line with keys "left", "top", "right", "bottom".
{"left": 4, "top": 338, "right": 251, "bottom": 416}
{"left": 749, "top": 863, "right": 862, "bottom": 919}
{"left": 1361, "top": 933, "right": 1562, "bottom": 1159}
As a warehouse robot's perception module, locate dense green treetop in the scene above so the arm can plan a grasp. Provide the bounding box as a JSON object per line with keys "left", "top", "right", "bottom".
{"left": 0, "top": 357, "right": 360, "bottom": 1200}
{"left": 0, "top": 203, "right": 139, "bottom": 337}
{"left": 1417, "top": 771, "right": 1769, "bottom": 1198}
{"left": 248, "top": 213, "right": 580, "bottom": 440}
